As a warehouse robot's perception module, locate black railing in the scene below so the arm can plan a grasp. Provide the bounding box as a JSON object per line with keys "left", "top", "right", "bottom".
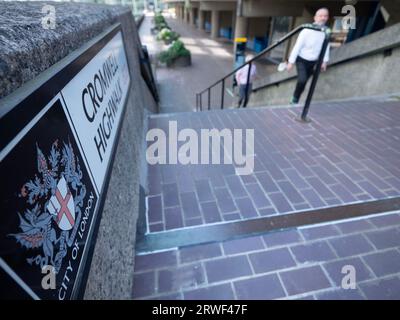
{"left": 196, "top": 23, "right": 331, "bottom": 121}
{"left": 140, "top": 45, "right": 159, "bottom": 103}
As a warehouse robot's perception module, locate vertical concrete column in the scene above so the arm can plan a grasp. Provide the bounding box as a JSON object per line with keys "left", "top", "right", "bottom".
{"left": 198, "top": 10, "right": 205, "bottom": 30}
{"left": 175, "top": 5, "right": 179, "bottom": 19}
{"left": 184, "top": 7, "right": 190, "bottom": 23}
{"left": 233, "top": 16, "right": 248, "bottom": 55}
{"left": 234, "top": 15, "right": 248, "bottom": 40}
{"left": 232, "top": 11, "right": 236, "bottom": 32}
{"left": 181, "top": 6, "right": 185, "bottom": 20}
{"left": 211, "top": 10, "right": 220, "bottom": 38}
{"left": 189, "top": 7, "right": 195, "bottom": 26}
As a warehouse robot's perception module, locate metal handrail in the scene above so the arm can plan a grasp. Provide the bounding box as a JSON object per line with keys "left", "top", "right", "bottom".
{"left": 196, "top": 23, "right": 331, "bottom": 121}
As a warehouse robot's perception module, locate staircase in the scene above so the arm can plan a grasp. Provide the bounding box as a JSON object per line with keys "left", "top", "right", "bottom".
{"left": 133, "top": 95, "right": 400, "bottom": 300}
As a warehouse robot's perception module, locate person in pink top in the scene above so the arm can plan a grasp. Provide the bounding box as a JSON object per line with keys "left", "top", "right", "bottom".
{"left": 235, "top": 55, "right": 257, "bottom": 108}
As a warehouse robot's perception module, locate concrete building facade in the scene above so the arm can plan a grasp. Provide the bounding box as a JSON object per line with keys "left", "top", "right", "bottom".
{"left": 164, "top": 0, "right": 400, "bottom": 61}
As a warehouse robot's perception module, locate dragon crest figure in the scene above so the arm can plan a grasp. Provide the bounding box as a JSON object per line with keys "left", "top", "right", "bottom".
{"left": 9, "top": 139, "right": 86, "bottom": 274}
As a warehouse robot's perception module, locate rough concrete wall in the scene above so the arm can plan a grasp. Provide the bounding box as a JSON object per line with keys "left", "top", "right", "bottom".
{"left": 249, "top": 45, "right": 400, "bottom": 107}
{"left": 0, "top": 1, "right": 158, "bottom": 299}
{"left": 83, "top": 8, "right": 156, "bottom": 300}
{"left": 0, "top": 1, "right": 130, "bottom": 99}
{"left": 250, "top": 21, "right": 400, "bottom": 107}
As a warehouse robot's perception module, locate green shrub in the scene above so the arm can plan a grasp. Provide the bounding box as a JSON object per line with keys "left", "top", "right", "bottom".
{"left": 156, "top": 28, "right": 180, "bottom": 42}
{"left": 154, "top": 14, "right": 169, "bottom": 30}
{"left": 159, "top": 22, "right": 169, "bottom": 29}
{"left": 158, "top": 40, "right": 191, "bottom": 65}
{"left": 154, "top": 14, "right": 165, "bottom": 25}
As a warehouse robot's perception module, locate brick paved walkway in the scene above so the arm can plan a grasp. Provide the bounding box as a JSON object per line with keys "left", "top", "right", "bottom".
{"left": 139, "top": 13, "right": 275, "bottom": 113}
{"left": 145, "top": 98, "right": 400, "bottom": 233}
{"left": 133, "top": 212, "right": 400, "bottom": 300}
{"left": 133, "top": 96, "right": 400, "bottom": 300}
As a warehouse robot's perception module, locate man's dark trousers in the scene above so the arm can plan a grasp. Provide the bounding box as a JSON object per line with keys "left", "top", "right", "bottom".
{"left": 238, "top": 83, "right": 252, "bottom": 108}
{"left": 293, "top": 56, "right": 317, "bottom": 102}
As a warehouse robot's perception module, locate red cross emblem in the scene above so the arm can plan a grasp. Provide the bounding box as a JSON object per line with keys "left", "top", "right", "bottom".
{"left": 47, "top": 176, "right": 75, "bottom": 231}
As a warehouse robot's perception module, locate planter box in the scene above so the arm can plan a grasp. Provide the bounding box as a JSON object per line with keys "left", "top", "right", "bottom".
{"left": 167, "top": 55, "right": 191, "bottom": 68}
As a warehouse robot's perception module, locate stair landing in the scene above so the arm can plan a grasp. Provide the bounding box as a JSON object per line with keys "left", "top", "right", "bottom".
{"left": 134, "top": 97, "right": 400, "bottom": 300}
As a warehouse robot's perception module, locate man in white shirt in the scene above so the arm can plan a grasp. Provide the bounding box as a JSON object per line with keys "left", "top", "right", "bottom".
{"left": 287, "top": 8, "right": 330, "bottom": 104}
{"left": 235, "top": 54, "right": 257, "bottom": 107}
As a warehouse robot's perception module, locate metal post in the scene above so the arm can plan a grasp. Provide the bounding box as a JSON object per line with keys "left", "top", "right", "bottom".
{"left": 300, "top": 31, "right": 330, "bottom": 122}
{"left": 244, "top": 62, "right": 252, "bottom": 108}
{"left": 221, "top": 79, "right": 225, "bottom": 109}
{"left": 196, "top": 94, "right": 198, "bottom": 111}
{"left": 208, "top": 88, "right": 211, "bottom": 110}
{"left": 200, "top": 93, "right": 202, "bottom": 111}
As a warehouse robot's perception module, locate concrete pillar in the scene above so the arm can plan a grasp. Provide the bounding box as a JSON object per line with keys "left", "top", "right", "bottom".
{"left": 234, "top": 15, "right": 248, "bottom": 40}
{"left": 198, "top": 10, "right": 205, "bottom": 30}
{"left": 184, "top": 7, "right": 190, "bottom": 23}
{"left": 189, "top": 7, "right": 195, "bottom": 26}
{"left": 233, "top": 16, "right": 248, "bottom": 55}
{"left": 175, "top": 5, "right": 180, "bottom": 19}
{"left": 211, "top": 10, "right": 220, "bottom": 38}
